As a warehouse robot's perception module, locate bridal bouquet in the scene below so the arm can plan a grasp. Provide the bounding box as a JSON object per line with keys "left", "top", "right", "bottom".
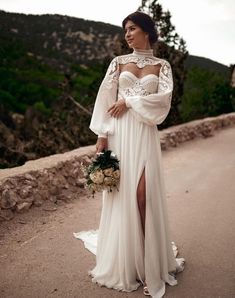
{"left": 81, "top": 150, "right": 120, "bottom": 197}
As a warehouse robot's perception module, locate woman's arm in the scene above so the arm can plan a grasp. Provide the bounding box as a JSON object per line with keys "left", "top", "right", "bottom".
{"left": 95, "top": 137, "right": 108, "bottom": 153}
{"left": 89, "top": 57, "right": 119, "bottom": 137}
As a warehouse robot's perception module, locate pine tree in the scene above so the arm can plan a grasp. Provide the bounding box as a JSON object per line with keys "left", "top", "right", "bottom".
{"left": 138, "top": 0, "right": 188, "bottom": 127}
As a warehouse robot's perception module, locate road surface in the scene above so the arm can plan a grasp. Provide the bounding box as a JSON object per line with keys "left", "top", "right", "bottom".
{"left": 0, "top": 126, "right": 235, "bottom": 298}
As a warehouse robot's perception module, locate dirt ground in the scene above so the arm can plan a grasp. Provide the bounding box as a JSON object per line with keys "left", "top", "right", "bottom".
{"left": 1, "top": 126, "right": 235, "bottom": 298}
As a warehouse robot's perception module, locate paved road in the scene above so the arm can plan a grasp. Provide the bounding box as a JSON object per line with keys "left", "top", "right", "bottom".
{"left": 1, "top": 127, "right": 235, "bottom": 298}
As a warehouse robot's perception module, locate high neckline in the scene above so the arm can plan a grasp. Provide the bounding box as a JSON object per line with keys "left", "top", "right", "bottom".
{"left": 132, "top": 48, "right": 154, "bottom": 58}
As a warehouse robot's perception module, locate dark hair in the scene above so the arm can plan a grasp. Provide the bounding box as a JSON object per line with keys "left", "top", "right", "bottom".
{"left": 122, "top": 11, "right": 158, "bottom": 45}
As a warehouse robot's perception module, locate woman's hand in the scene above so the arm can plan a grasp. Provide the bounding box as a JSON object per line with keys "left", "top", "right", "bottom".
{"left": 107, "top": 99, "right": 128, "bottom": 118}
{"left": 96, "top": 137, "right": 108, "bottom": 153}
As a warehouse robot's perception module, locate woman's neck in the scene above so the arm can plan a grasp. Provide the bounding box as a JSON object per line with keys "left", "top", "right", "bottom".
{"left": 132, "top": 48, "right": 154, "bottom": 57}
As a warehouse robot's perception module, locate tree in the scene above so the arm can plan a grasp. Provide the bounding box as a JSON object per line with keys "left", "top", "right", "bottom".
{"left": 179, "top": 67, "right": 234, "bottom": 122}
{"left": 138, "top": 0, "right": 188, "bottom": 128}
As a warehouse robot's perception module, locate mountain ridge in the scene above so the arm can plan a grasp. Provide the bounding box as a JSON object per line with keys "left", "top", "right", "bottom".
{"left": 0, "top": 9, "right": 230, "bottom": 73}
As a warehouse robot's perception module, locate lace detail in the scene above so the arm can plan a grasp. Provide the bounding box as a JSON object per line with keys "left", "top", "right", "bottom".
{"left": 117, "top": 54, "right": 163, "bottom": 69}
{"left": 105, "top": 57, "right": 119, "bottom": 88}
{"left": 158, "top": 60, "right": 173, "bottom": 94}
{"left": 122, "top": 80, "right": 151, "bottom": 97}
{"left": 104, "top": 54, "right": 172, "bottom": 93}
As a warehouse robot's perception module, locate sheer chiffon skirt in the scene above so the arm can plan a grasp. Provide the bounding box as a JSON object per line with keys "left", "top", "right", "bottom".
{"left": 84, "top": 111, "right": 185, "bottom": 297}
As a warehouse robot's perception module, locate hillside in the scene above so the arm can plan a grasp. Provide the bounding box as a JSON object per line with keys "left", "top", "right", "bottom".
{"left": 185, "top": 55, "right": 230, "bottom": 77}
{"left": 0, "top": 10, "right": 233, "bottom": 169}
{"left": 1, "top": 10, "right": 230, "bottom": 74}
{"left": 0, "top": 10, "right": 123, "bottom": 71}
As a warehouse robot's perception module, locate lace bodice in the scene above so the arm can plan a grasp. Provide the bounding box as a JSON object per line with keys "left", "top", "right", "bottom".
{"left": 118, "top": 71, "right": 159, "bottom": 98}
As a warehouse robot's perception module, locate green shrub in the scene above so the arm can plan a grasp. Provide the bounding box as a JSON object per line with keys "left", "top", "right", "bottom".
{"left": 179, "top": 67, "right": 234, "bottom": 122}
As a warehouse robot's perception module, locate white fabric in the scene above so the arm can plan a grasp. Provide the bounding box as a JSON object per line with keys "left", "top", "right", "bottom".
{"left": 73, "top": 230, "right": 98, "bottom": 255}
{"left": 74, "top": 49, "right": 185, "bottom": 298}
{"left": 73, "top": 230, "right": 179, "bottom": 258}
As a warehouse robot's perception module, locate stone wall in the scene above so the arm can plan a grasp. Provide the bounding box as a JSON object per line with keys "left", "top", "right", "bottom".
{"left": 1, "top": 112, "right": 235, "bottom": 221}
{"left": 160, "top": 112, "right": 235, "bottom": 150}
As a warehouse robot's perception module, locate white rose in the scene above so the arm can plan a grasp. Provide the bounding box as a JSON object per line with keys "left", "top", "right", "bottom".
{"left": 112, "top": 169, "right": 120, "bottom": 179}
{"left": 103, "top": 167, "right": 114, "bottom": 177}
{"left": 89, "top": 170, "right": 104, "bottom": 184}
{"left": 103, "top": 177, "right": 113, "bottom": 186}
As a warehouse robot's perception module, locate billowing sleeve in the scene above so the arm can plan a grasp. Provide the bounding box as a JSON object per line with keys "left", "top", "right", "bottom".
{"left": 124, "top": 60, "right": 173, "bottom": 126}
{"left": 89, "top": 57, "right": 119, "bottom": 138}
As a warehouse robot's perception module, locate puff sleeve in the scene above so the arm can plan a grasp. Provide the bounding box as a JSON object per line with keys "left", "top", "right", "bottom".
{"left": 89, "top": 57, "right": 119, "bottom": 138}
{"left": 124, "top": 60, "right": 173, "bottom": 126}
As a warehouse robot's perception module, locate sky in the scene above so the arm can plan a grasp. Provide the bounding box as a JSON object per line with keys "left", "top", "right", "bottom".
{"left": 0, "top": 0, "right": 234, "bottom": 66}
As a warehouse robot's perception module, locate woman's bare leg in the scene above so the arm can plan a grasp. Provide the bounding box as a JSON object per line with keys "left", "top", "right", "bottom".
{"left": 137, "top": 168, "right": 146, "bottom": 237}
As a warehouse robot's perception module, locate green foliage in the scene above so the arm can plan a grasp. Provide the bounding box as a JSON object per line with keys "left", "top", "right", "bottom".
{"left": 179, "top": 67, "right": 234, "bottom": 122}
{"left": 0, "top": 33, "right": 105, "bottom": 117}
{"left": 89, "top": 150, "right": 120, "bottom": 172}
{"left": 139, "top": 0, "right": 187, "bottom": 53}
{"left": 0, "top": 51, "right": 63, "bottom": 114}
{"left": 33, "top": 101, "right": 52, "bottom": 116}
{"left": 0, "top": 89, "right": 26, "bottom": 112}
{"left": 70, "top": 64, "right": 104, "bottom": 106}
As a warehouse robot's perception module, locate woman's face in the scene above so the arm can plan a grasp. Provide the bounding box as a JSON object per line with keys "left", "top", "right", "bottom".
{"left": 124, "top": 20, "right": 149, "bottom": 49}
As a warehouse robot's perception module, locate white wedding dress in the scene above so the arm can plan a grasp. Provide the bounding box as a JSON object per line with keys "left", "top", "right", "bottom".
{"left": 74, "top": 49, "right": 185, "bottom": 298}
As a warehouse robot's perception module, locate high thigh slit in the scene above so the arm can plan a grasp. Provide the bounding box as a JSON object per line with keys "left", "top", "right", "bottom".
{"left": 137, "top": 168, "right": 146, "bottom": 237}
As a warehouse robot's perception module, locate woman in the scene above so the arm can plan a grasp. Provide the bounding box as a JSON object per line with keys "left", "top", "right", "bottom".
{"left": 76, "top": 11, "right": 185, "bottom": 298}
